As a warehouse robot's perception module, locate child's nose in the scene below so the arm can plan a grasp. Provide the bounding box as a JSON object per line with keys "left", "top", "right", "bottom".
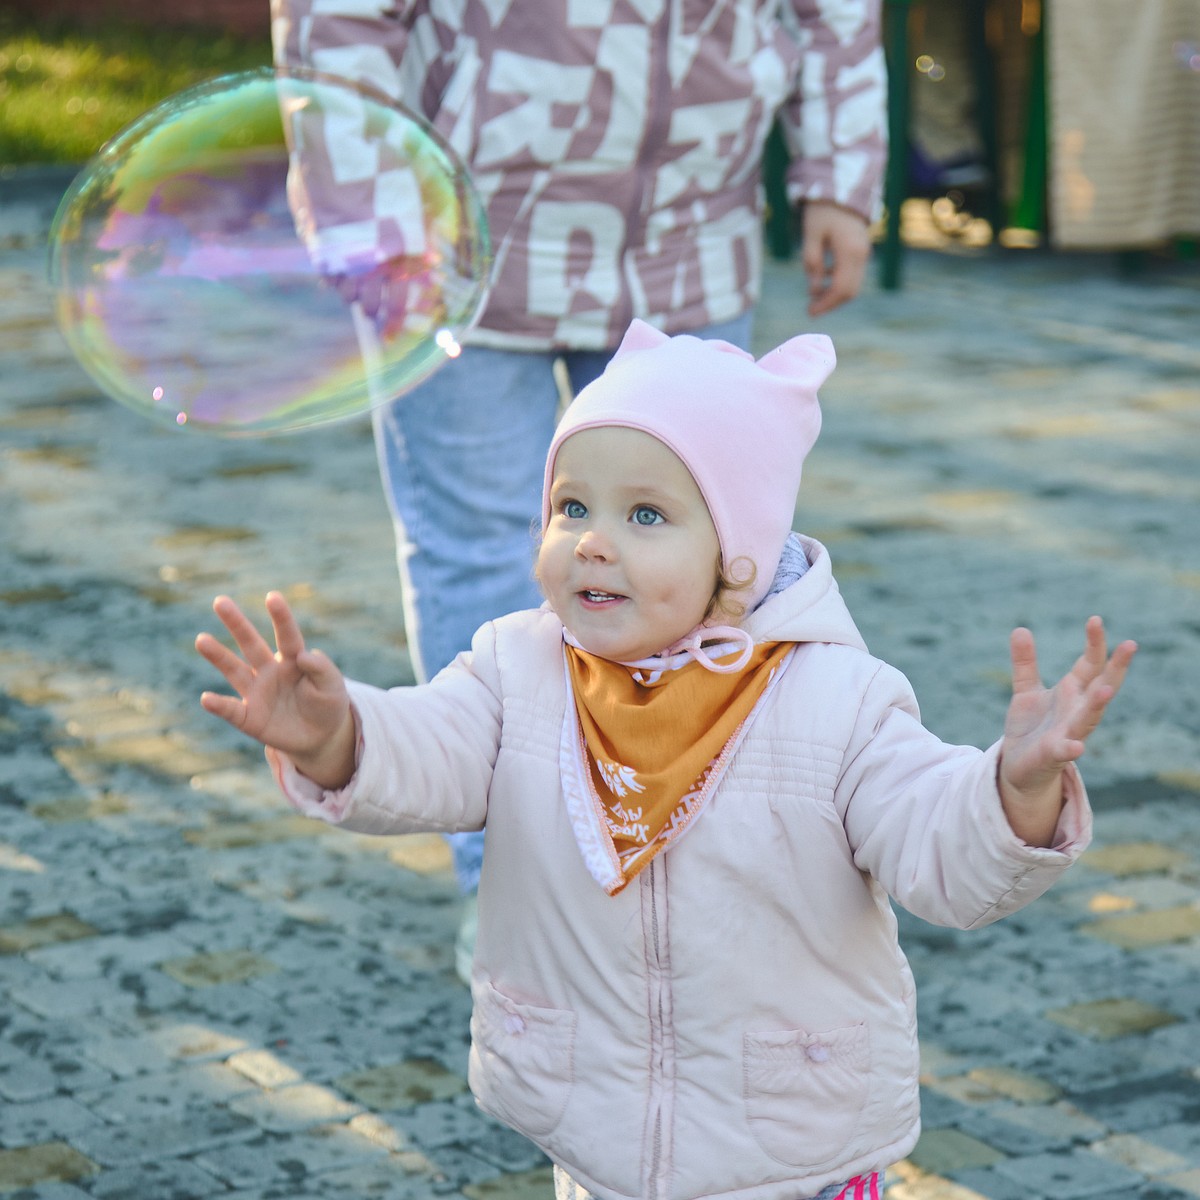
{"left": 575, "top": 528, "right": 614, "bottom": 562}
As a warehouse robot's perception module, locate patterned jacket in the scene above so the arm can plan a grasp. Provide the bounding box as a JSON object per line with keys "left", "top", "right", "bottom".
{"left": 271, "top": 536, "right": 1091, "bottom": 1200}
{"left": 271, "top": 0, "right": 887, "bottom": 349}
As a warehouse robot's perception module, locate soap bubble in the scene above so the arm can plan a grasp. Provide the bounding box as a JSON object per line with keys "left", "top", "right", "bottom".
{"left": 47, "top": 67, "right": 491, "bottom": 435}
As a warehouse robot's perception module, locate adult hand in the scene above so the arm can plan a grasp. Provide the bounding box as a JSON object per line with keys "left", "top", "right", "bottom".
{"left": 801, "top": 201, "right": 872, "bottom": 317}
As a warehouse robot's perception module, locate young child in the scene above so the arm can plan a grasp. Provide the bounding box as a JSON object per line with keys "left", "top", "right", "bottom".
{"left": 196, "top": 320, "right": 1135, "bottom": 1200}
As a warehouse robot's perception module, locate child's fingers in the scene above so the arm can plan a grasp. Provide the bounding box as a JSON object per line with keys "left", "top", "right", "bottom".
{"left": 1103, "top": 639, "right": 1138, "bottom": 691}
{"left": 264, "top": 591, "right": 307, "bottom": 661}
{"left": 212, "top": 595, "right": 277, "bottom": 669}
{"left": 1009, "top": 627, "right": 1042, "bottom": 695}
{"left": 199, "top": 689, "right": 248, "bottom": 729}
{"left": 194, "top": 631, "right": 254, "bottom": 693}
{"left": 1065, "top": 640, "right": 1134, "bottom": 743}
{"left": 1071, "top": 615, "right": 1109, "bottom": 680}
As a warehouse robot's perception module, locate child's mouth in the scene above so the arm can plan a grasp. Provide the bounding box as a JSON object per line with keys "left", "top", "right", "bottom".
{"left": 580, "top": 589, "right": 623, "bottom": 604}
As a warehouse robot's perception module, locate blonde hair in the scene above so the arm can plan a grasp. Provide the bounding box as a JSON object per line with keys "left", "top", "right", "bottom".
{"left": 706, "top": 555, "right": 757, "bottom": 624}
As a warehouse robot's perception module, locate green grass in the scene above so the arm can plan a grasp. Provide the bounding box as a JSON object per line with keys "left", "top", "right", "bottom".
{"left": 0, "top": 14, "right": 271, "bottom": 165}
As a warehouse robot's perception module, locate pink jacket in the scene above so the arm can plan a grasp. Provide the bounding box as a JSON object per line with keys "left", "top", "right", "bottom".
{"left": 271, "top": 0, "right": 887, "bottom": 349}
{"left": 275, "top": 537, "right": 1090, "bottom": 1200}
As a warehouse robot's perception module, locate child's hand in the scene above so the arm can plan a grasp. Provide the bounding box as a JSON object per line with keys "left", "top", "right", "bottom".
{"left": 195, "top": 591, "right": 356, "bottom": 790}
{"left": 998, "top": 616, "right": 1137, "bottom": 846}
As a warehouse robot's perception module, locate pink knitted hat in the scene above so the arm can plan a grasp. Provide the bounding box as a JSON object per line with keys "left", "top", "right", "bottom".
{"left": 542, "top": 319, "right": 835, "bottom": 615}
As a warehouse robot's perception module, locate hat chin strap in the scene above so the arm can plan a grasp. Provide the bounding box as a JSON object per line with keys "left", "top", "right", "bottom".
{"left": 562, "top": 625, "right": 755, "bottom": 675}
{"left": 660, "top": 624, "right": 754, "bottom": 674}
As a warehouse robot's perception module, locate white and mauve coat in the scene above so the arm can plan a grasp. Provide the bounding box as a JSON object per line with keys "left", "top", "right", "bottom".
{"left": 274, "top": 537, "right": 1091, "bottom": 1200}
{"left": 272, "top": 0, "right": 886, "bottom": 349}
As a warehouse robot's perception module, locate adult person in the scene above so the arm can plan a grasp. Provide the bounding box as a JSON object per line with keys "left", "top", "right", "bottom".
{"left": 271, "top": 0, "right": 887, "bottom": 977}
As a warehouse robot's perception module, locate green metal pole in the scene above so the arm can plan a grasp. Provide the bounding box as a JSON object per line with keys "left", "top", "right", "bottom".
{"left": 880, "top": 0, "right": 912, "bottom": 290}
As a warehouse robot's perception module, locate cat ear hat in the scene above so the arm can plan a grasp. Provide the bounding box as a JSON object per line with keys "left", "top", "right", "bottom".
{"left": 541, "top": 319, "right": 835, "bottom": 614}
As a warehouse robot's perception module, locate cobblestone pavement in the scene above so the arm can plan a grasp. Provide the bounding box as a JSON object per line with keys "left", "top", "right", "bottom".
{"left": 2, "top": 172, "right": 1199, "bottom": 1199}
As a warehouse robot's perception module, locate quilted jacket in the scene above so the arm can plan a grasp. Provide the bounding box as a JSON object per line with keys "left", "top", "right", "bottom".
{"left": 271, "top": 536, "right": 1091, "bottom": 1200}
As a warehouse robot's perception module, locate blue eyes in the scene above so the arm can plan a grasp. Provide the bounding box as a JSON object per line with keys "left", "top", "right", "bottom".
{"left": 632, "top": 505, "right": 664, "bottom": 526}
{"left": 558, "top": 500, "right": 664, "bottom": 525}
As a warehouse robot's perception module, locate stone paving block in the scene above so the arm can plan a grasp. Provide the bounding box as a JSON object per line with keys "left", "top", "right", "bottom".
{"left": 26, "top": 930, "right": 192, "bottom": 979}
{"left": 192, "top": 1123, "right": 390, "bottom": 1189}
{"left": 337, "top": 1059, "right": 468, "bottom": 1111}
{"left": 0, "top": 1047, "right": 113, "bottom": 1104}
{"left": 943, "top": 1166, "right": 1036, "bottom": 1200}
{"left": 305, "top": 1154, "right": 441, "bottom": 1199}
{"left": 220, "top": 1188, "right": 324, "bottom": 1200}
{"left": 968, "top": 1067, "right": 1061, "bottom": 1105}
{"left": 992, "top": 1148, "right": 1145, "bottom": 1198}
{"left": 958, "top": 1100, "right": 1108, "bottom": 1158}
{"left": 462, "top": 1165, "right": 556, "bottom": 1200}
{"left": 187, "top": 765, "right": 282, "bottom": 811}
{"left": 1143, "top": 1119, "right": 1200, "bottom": 1159}
{"left": 159, "top": 949, "right": 281, "bottom": 988}
{"left": 0, "top": 1143, "right": 99, "bottom": 1192}
{"left": 1160, "top": 1168, "right": 1200, "bottom": 1197}
{"left": 397, "top": 1099, "right": 499, "bottom": 1150}
{"left": 885, "top": 1160, "right": 991, "bottom": 1200}
{"left": 228, "top": 1083, "right": 363, "bottom": 1133}
{"left": 0, "top": 913, "right": 98, "bottom": 955}
{"left": 1082, "top": 843, "right": 1193, "bottom": 878}
{"left": 907, "top": 1128, "right": 1007, "bottom": 1175}
{"left": 343, "top": 1113, "right": 417, "bottom": 1153}
{"left": 918, "top": 1042, "right": 978, "bottom": 1082}
{"left": 419, "top": 1142, "right": 508, "bottom": 1191}
{"left": 227, "top": 1048, "right": 305, "bottom": 1089}
{"left": 27, "top": 792, "right": 134, "bottom": 823}
{"left": 0, "top": 1183, "right": 93, "bottom": 1200}
{"left": 0, "top": 840, "right": 53, "bottom": 874}
{"left": 81, "top": 1024, "right": 249, "bottom": 1077}
{"left": 1088, "top": 1132, "right": 1191, "bottom": 1176}
{"left": 0, "top": 1097, "right": 104, "bottom": 1151}
{"left": 925, "top": 1066, "right": 1060, "bottom": 1107}
{"left": 461, "top": 1123, "right": 548, "bottom": 1173}
{"left": 949, "top": 1108, "right": 1066, "bottom": 1160}
{"left": 85, "top": 1156, "right": 226, "bottom": 1200}
{"left": 183, "top": 815, "right": 331, "bottom": 851}
{"left": 1072, "top": 890, "right": 1139, "bottom": 915}
{"left": 1070, "top": 1076, "right": 1200, "bottom": 1136}
{"left": 382, "top": 833, "right": 456, "bottom": 876}
{"left": 1016, "top": 1030, "right": 1197, "bottom": 1096}
{"left": 1045, "top": 997, "right": 1181, "bottom": 1040}
{"left": 75, "top": 1062, "right": 259, "bottom": 1126}
{"left": 69, "top": 1110, "right": 259, "bottom": 1167}
{"left": 1080, "top": 906, "right": 1200, "bottom": 949}
{"left": 1088, "top": 877, "right": 1200, "bottom": 912}
{"left": 6, "top": 969, "right": 183, "bottom": 1021}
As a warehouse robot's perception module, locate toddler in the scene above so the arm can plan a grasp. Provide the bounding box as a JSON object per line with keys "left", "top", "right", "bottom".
{"left": 197, "top": 320, "right": 1135, "bottom": 1200}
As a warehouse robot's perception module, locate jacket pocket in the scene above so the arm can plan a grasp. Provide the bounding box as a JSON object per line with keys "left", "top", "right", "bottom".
{"left": 471, "top": 981, "right": 577, "bottom": 1138}
{"left": 742, "top": 1022, "right": 869, "bottom": 1167}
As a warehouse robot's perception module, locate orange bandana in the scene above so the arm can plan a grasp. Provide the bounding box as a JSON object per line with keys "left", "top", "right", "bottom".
{"left": 564, "top": 640, "right": 793, "bottom": 894}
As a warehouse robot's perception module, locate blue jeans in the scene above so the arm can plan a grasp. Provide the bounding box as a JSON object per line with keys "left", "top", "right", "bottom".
{"left": 372, "top": 313, "right": 754, "bottom": 892}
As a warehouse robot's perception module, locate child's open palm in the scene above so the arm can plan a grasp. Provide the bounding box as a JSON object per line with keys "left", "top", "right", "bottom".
{"left": 196, "top": 592, "right": 355, "bottom": 788}
{"left": 998, "top": 616, "right": 1136, "bottom": 844}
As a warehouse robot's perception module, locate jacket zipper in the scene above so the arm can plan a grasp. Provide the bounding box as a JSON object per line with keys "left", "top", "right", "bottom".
{"left": 645, "top": 857, "right": 669, "bottom": 1199}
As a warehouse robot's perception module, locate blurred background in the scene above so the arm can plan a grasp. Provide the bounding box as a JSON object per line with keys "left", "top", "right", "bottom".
{"left": 4, "top": 0, "right": 1196, "bottom": 274}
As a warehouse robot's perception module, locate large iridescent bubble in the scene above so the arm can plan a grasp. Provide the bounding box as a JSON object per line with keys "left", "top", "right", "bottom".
{"left": 48, "top": 67, "right": 491, "bottom": 435}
